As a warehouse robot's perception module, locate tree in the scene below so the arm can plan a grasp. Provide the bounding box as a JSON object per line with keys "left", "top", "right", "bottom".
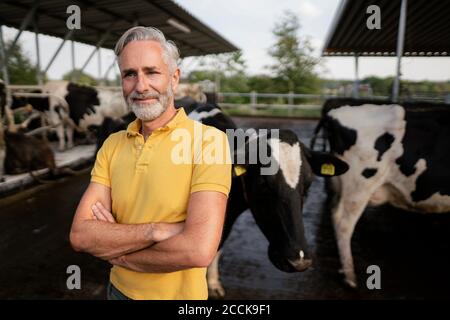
{"left": 362, "top": 76, "right": 393, "bottom": 96}
{"left": 62, "top": 69, "right": 98, "bottom": 86}
{"left": 3, "top": 40, "right": 43, "bottom": 84}
{"left": 186, "top": 50, "right": 248, "bottom": 93}
{"left": 267, "top": 10, "right": 320, "bottom": 93}
{"left": 196, "top": 50, "right": 247, "bottom": 77}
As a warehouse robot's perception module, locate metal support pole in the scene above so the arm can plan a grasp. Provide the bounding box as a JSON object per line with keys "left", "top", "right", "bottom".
{"left": 78, "top": 28, "right": 114, "bottom": 76}
{"left": 43, "top": 29, "right": 74, "bottom": 75}
{"left": 103, "top": 56, "right": 117, "bottom": 80}
{"left": 392, "top": 0, "right": 408, "bottom": 102}
{"left": 33, "top": 16, "right": 42, "bottom": 85}
{"left": 71, "top": 40, "right": 76, "bottom": 82}
{"left": 97, "top": 49, "right": 102, "bottom": 84}
{"left": 5, "top": 1, "right": 40, "bottom": 59}
{"left": 79, "top": 47, "right": 100, "bottom": 78}
{"left": 0, "top": 25, "right": 16, "bottom": 132}
{"left": 353, "top": 53, "right": 359, "bottom": 98}
{"left": 288, "top": 91, "right": 294, "bottom": 105}
{"left": 250, "top": 91, "right": 257, "bottom": 107}
{"left": 0, "top": 26, "right": 10, "bottom": 85}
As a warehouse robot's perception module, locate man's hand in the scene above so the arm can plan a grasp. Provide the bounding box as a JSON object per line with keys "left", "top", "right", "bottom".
{"left": 106, "top": 191, "right": 228, "bottom": 273}
{"left": 108, "top": 222, "right": 185, "bottom": 267}
{"left": 91, "top": 201, "right": 184, "bottom": 241}
{"left": 91, "top": 202, "right": 116, "bottom": 223}
{"left": 70, "top": 182, "right": 187, "bottom": 261}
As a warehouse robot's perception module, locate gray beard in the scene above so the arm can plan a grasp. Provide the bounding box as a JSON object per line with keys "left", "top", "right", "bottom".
{"left": 128, "top": 85, "right": 173, "bottom": 121}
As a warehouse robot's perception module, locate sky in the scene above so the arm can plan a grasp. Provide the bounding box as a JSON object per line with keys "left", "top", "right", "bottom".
{"left": 2, "top": 0, "right": 449, "bottom": 82}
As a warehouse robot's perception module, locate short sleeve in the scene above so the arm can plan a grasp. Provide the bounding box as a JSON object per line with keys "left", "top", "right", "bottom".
{"left": 90, "top": 137, "right": 113, "bottom": 187}
{"left": 190, "top": 127, "right": 232, "bottom": 197}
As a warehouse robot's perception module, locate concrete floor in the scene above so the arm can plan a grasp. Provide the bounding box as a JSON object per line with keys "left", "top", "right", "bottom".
{"left": 0, "top": 117, "right": 449, "bottom": 299}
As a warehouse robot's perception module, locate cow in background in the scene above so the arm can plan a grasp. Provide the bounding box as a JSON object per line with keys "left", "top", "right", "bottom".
{"left": 3, "top": 130, "right": 56, "bottom": 176}
{"left": 316, "top": 98, "right": 450, "bottom": 288}
{"left": 0, "top": 81, "right": 56, "bottom": 181}
{"left": 42, "top": 81, "right": 128, "bottom": 150}
{"left": 7, "top": 81, "right": 129, "bottom": 151}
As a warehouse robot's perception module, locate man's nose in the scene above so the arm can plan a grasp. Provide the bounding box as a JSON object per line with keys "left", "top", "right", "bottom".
{"left": 134, "top": 73, "right": 149, "bottom": 93}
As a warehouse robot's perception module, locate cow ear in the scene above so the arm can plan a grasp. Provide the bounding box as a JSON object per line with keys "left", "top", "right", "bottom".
{"left": 306, "top": 150, "right": 349, "bottom": 177}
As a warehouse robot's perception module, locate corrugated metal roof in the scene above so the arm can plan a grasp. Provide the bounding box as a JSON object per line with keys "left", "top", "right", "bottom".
{"left": 323, "top": 0, "right": 450, "bottom": 57}
{"left": 0, "top": 0, "right": 239, "bottom": 57}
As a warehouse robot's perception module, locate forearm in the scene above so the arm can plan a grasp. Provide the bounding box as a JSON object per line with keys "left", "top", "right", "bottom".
{"left": 108, "top": 191, "right": 227, "bottom": 273}
{"left": 70, "top": 220, "right": 154, "bottom": 260}
{"left": 115, "top": 230, "right": 215, "bottom": 273}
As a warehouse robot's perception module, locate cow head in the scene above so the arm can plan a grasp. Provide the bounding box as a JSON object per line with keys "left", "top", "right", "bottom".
{"left": 233, "top": 129, "right": 348, "bottom": 273}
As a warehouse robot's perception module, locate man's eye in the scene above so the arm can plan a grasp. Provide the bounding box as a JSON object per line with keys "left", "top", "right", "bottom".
{"left": 124, "top": 72, "right": 136, "bottom": 78}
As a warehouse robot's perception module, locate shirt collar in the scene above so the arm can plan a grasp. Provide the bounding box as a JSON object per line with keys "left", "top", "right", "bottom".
{"left": 126, "top": 107, "right": 188, "bottom": 138}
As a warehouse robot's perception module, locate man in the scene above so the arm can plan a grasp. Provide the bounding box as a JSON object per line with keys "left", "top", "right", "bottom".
{"left": 69, "top": 26, "right": 231, "bottom": 300}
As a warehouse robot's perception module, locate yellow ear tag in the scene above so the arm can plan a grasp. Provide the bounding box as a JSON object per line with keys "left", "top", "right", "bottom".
{"left": 321, "top": 163, "right": 335, "bottom": 176}
{"left": 234, "top": 165, "right": 247, "bottom": 177}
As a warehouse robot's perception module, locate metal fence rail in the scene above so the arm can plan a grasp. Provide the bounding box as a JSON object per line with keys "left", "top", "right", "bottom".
{"left": 218, "top": 91, "right": 383, "bottom": 109}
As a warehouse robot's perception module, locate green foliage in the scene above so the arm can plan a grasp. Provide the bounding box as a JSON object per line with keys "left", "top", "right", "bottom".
{"left": 62, "top": 69, "right": 98, "bottom": 86}
{"left": 322, "top": 76, "right": 449, "bottom": 99}
{"left": 401, "top": 79, "right": 450, "bottom": 97}
{"left": 362, "top": 76, "right": 393, "bottom": 96}
{"left": 266, "top": 10, "right": 320, "bottom": 93}
{"left": 3, "top": 40, "right": 43, "bottom": 84}
{"left": 184, "top": 11, "right": 321, "bottom": 104}
{"left": 187, "top": 53, "right": 250, "bottom": 103}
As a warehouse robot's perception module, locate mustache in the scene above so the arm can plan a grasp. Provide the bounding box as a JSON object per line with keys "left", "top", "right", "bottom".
{"left": 128, "top": 91, "right": 161, "bottom": 100}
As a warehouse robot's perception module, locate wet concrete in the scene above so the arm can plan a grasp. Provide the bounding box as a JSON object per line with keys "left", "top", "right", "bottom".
{"left": 0, "top": 117, "right": 450, "bottom": 299}
{"left": 0, "top": 169, "right": 109, "bottom": 299}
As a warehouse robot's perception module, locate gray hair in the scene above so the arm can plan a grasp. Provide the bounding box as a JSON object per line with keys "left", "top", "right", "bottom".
{"left": 114, "top": 26, "right": 180, "bottom": 74}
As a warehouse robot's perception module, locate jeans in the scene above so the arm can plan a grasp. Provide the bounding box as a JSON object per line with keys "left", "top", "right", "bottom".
{"left": 106, "top": 282, "right": 131, "bottom": 300}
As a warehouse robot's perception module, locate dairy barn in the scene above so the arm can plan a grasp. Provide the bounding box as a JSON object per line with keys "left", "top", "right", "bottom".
{"left": 0, "top": 0, "right": 449, "bottom": 302}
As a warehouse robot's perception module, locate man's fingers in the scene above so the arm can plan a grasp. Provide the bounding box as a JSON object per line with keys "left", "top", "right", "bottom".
{"left": 91, "top": 204, "right": 108, "bottom": 222}
{"left": 95, "top": 202, "right": 116, "bottom": 223}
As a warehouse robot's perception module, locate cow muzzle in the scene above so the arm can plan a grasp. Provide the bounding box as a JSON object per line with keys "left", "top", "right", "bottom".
{"left": 287, "top": 250, "right": 313, "bottom": 272}
{"left": 268, "top": 246, "right": 312, "bottom": 272}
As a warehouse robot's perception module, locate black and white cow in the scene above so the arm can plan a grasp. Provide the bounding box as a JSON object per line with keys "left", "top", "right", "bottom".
{"left": 8, "top": 81, "right": 128, "bottom": 151}
{"left": 316, "top": 98, "right": 450, "bottom": 288}
{"left": 42, "top": 81, "right": 128, "bottom": 150}
{"left": 96, "top": 98, "right": 349, "bottom": 298}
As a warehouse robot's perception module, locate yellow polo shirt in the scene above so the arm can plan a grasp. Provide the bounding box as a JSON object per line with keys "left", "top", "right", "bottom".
{"left": 90, "top": 108, "right": 231, "bottom": 300}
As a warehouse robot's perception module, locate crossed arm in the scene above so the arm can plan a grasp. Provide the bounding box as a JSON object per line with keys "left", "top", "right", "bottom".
{"left": 69, "top": 182, "right": 227, "bottom": 272}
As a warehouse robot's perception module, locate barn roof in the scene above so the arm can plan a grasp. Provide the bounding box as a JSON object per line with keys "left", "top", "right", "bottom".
{"left": 0, "top": 0, "right": 238, "bottom": 57}
{"left": 323, "top": 0, "right": 450, "bottom": 57}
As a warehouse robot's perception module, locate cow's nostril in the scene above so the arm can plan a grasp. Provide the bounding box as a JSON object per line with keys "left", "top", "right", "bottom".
{"left": 288, "top": 258, "right": 312, "bottom": 272}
